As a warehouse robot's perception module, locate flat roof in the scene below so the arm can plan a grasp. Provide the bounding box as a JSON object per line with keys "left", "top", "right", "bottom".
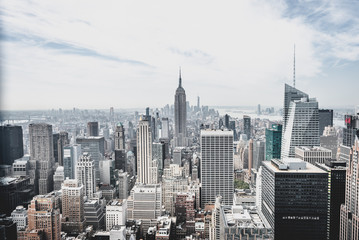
{"left": 263, "top": 160, "right": 327, "bottom": 174}
{"left": 201, "top": 129, "right": 233, "bottom": 136}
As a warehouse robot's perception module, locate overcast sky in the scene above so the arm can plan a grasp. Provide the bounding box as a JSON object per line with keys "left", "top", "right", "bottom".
{"left": 1, "top": 0, "right": 359, "bottom": 110}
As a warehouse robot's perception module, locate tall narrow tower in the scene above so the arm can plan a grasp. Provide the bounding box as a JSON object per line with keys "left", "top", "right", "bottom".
{"left": 174, "top": 69, "right": 187, "bottom": 147}
{"left": 137, "top": 117, "right": 153, "bottom": 184}
{"left": 29, "top": 123, "right": 55, "bottom": 195}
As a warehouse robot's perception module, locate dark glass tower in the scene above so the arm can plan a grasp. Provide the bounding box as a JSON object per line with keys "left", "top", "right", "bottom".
{"left": 316, "top": 159, "right": 346, "bottom": 240}
{"left": 0, "top": 125, "right": 24, "bottom": 165}
{"left": 174, "top": 69, "right": 187, "bottom": 147}
{"left": 262, "top": 159, "right": 328, "bottom": 240}
{"left": 318, "top": 109, "right": 333, "bottom": 135}
{"left": 243, "top": 115, "right": 251, "bottom": 139}
{"left": 265, "top": 124, "right": 282, "bottom": 160}
{"left": 87, "top": 122, "right": 99, "bottom": 137}
{"left": 343, "top": 113, "right": 359, "bottom": 147}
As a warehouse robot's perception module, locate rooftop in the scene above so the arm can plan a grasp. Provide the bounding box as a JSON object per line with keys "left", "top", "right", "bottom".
{"left": 265, "top": 158, "right": 326, "bottom": 173}
{"left": 295, "top": 146, "right": 332, "bottom": 152}
{"left": 201, "top": 129, "right": 233, "bottom": 136}
{"left": 221, "top": 205, "right": 270, "bottom": 230}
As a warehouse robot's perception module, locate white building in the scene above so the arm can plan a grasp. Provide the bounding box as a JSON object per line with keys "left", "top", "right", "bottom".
{"left": 201, "top": 130, "right": 234, "bottom": 206}
{"left": 127, "top": 183, "right": 162, "bottom": 232}
{"left": 110, "top": 225, "right": 126, "bottom": 240}
{"left": 11, "top": 205, "right": 27, "bottom": 231}
{"left": 61, "top": 178, "right": 85, "bottom": 233}
{"left": 137, "top": 118, "right": 154, "bottom": 184}
{"left": 106, "top": 199, "right": 127, "bottom": 231}
{"left": 76, "top": 153, "right": 96, "bottom": 199}
{"left": 118, "top": 170, "right": 128, "bottom": 200}
{"left": 281, "top": 97, "right": 319, "bottom": 158}
{"left": 295, "top": 146, "right": 332, "bottom": 165}
{"left": 53, "top": 166, "right": 64, "bottom": 191}
{"left": 99, "top": 159, "right": 114, "bottom": 185}
{"left": 12, "top": 155, "right": 30, "bottom": 177}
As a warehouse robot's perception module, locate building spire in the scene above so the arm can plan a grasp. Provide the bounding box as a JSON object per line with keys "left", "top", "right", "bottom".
{"left": 179, "top": 67, "right": 182, "bottom": 87}
{"left": 293, "top": 44, "right": 296, "bottom": 88}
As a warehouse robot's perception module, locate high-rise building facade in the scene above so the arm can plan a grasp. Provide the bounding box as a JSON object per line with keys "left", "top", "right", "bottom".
{"left": 283, "top": 83, "right": 309, "bottom": 130}
{"left": 161, "top": 118, "right": 169, "bottom": 139}
{"left": 11, "top": 205, "right": 28, "bottom": 231}
{"left": 87, "top": 122, "right": 99, "bottom": 137}
{"left": 106, "top": 199, "right": 127, "bottom": 231}
{"left": 27, "top": 194, "right": 61, "bottom": 240}
{"left": 61, "top": 178, "right": 85, "bottom": 234}
{"left": 76, "top": 153, "right": 96, "bottom": 199}
{"left": 262, "top": 158, "right": 328, "bottom": 240}
{"left": 243, "top": 115, "right": 251, "bottom": 139}
{"left": 200, "top": 130, "right": 233, "bottom": 207}
{"left": 53, "top": 166, "right": 64, "bottom": 191}
{"left": 174, "top": 70, "right": 187, "bottom": 147}
{"left": 127, "top": 183, "right": 162, "bottom": 232}
{"left": 137, "top": 118, "right": 153, "bottom": 184}
{"left": 57, "top": 131, "right": 69, "bottom": 166}
{"left": 63, "top": 144, "right": 81, "bottom": 179}
{"left": 316, "top": 160, "right": 346, "bottom": 240}
{"left": 76, "top": 136, "right": 105, "bottom": 184}
{"left": 265, "top": 124, "right": 282, "bottom": 160}
{"left": 281, "top": 97, "right": 319, "bottom": 158}
{"left": 295, "top": 146, "right": 332, "bottom": 165}
{"left": 343, "top": 113, "right": 359, "bottom": 147}
{"left": 318, "top": 109, "right": 333, "bottom": 136}
{"left": 0, "top": 125, "right": 24, "bottom": 165}
{"left": 320, "top": 126, "right": 338, "bottom": 158}
{"left": 29, "top": 123, "right": 55, "bottom": 195}
{"left": 114, "top": 123, "right": 125, "bottom": 150}
{"left": 340, "top": 139, "right": 359, "bottom": 240}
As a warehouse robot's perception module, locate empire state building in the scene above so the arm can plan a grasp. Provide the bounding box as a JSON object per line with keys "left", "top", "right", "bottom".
{"left": 174, "top": 69, "right": 187, "bottom": 147}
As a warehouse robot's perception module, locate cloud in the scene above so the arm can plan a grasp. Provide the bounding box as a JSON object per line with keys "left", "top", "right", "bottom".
{"left": 1, "top": 0, "right": 359, "bottom": 110}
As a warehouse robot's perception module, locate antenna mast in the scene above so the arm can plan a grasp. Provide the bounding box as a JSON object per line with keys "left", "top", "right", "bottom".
{"left": 293, "top": 44, "right": 296, "bottom": 88}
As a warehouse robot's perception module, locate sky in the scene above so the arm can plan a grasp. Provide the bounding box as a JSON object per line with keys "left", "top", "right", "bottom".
{"left": 1, "top": 0, "right": 359, "bottom": 110}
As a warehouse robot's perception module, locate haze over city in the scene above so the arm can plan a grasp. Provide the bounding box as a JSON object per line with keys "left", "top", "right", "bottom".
{"left": 1, "top": 0, "right": 359, "bottom": 110}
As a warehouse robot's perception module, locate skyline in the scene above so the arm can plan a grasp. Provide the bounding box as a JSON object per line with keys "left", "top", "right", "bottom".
{"left": 1, "top": 0, "right": 359, "bottom": 110}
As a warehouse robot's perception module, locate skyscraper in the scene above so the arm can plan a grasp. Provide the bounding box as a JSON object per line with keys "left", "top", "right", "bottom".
{"left": 340, "top": 139, "right": 359, "bottom": 240}
{"left": 161, "top": 117, "right": 169, "bottom": 139}
{"left": 57, "top": 131, "right": 69, "bottom": 166}
{"left": 27, "top": 194, "right": 61, "bottom": 240}
{"left": 0, "top": 125, "right": 24, "bottom": 165}
{"left": 320, "top": 126, "right": 339, "bottom": 158}
{"left": 224, "top": 114, "right": 230, "bottom": 129}
{"left": 316, "top": 160, "right": 346, "bottom": 240}
{"left": 61, "top": 178, "right": 85, "bottom": 234}
{"left": 283, "top": 83, "right": 309, "bottom": 130}
{"left": 127, "top": 183, "right": 162, "bottom": 233}
{"left": 243, "top": 115, "right": 251, "bottom": 139}
{"left": 87, "top": 122, "right": 99, "bottom": 137}
{"left": 262, "top": 158, "right": 328, "bottom": 240}
{"left": 76, "top": 136, "right": 105, "bottom": 184}
{"left": 174, "top": 69, "right": 187, "bottom": 147}
{"left": 76, "top": 153, "right": 96, "bottom": 199}
{"left": 343, "top": 113, "right": 359, "bottom": 147}
{"left": 114, "top": 123, "right": 125, "bottom": 150}
{"left": 281, "top": 97, "right": 319, "bottom": 158}
{"left": 200, "top": 130, "right": 233, "bottom": 207}
{"left": 63, "top": 144, "right": 81, "bottom": 179}
{"left": 137, "top": 117, "right": 153, "bottom": 184}
{"left": 318, "top": 109, "right": 333, "bottom": 136}
{"left": 265, "top": 124, "right": 282, "bottom": 160}
{"left": 29, "top": 123, "right": 55, "bottom": 195}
